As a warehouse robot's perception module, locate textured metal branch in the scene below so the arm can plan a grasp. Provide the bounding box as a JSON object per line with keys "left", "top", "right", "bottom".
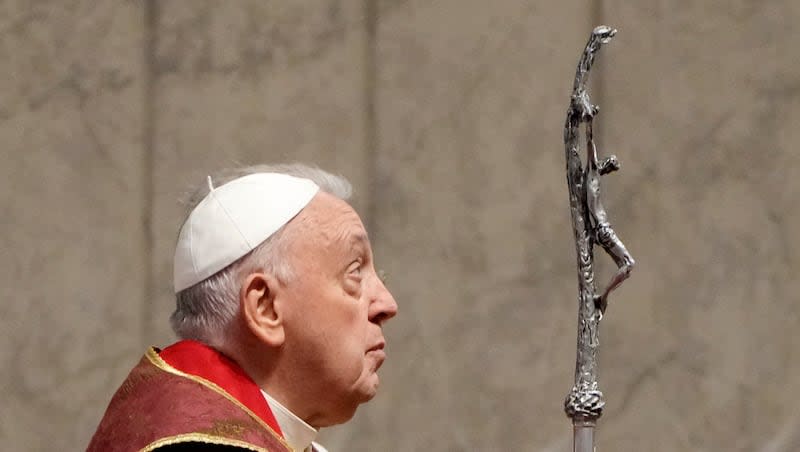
{"left": 562, "top": 26, "right": 635, "bottom": 451}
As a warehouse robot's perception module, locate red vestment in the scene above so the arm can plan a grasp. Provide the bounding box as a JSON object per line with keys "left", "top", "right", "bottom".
{"left": 88, "top": 340, "right": 291, "bottom": 452}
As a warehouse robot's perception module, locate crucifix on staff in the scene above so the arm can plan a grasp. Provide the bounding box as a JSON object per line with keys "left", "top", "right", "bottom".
{"left": 561, "top": 25, "right": 636, "bottom": 452}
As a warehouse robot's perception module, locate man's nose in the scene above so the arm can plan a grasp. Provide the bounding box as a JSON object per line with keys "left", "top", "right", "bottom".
{"left": 369, "top": 276, "right": 398, "bottom": 325}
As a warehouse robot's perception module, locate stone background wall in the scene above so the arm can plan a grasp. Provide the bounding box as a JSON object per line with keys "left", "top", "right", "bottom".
{"left": 2, "top": 1, "right": 798, "bottom": 451}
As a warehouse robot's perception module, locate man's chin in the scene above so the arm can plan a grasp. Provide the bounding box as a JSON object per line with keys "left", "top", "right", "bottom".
{"left": 355, "top": 373, "right": 381, "bottom": 402}
{"left": 315, "top": 378, "right": 380, "bottom": 428}
{"left": 360, "top": 383, "right": 379, "bottom": 402}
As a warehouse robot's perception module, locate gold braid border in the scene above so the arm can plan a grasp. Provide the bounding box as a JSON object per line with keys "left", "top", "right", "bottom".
{"left": 141, "top": 433, "right": 267, "bottom": 452}
{"left": 143, "top": 347, "right": 291, "bottom": 451}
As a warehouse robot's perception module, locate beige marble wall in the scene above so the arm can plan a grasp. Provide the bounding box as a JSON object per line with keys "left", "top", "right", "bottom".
{"left": 593, "top": 3, "right": 800, "bottom": 450}
{"left": 0, "top": 2, "right": 147, "bottom": 450}
{"left": 2, "top": 1, "right": 799, "bottom": 451}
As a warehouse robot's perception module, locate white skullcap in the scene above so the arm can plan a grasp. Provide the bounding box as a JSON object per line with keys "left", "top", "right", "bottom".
{"left": 173, "top": 172, "right": 319, "bottom": 292}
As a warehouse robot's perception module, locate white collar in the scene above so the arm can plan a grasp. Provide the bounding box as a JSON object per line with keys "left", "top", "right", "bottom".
{"left": 261, "top": 390, "right": 323, "bottom": 452}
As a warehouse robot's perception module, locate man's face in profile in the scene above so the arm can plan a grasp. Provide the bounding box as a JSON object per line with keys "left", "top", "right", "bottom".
{"left": 278, "top": 191, "right": 398, "bottom": 426}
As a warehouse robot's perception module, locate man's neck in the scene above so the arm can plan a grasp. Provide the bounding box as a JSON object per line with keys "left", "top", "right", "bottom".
{"left": 261, "top": 390, "right": 319, "bottom": 452}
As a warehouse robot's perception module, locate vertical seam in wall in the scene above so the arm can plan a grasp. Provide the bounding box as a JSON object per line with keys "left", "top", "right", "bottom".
{"left": 142, "top": 0, "right": 157, "bottom": 346}
{"left": 363, "top": 0, "right": 379, "bottom": 240}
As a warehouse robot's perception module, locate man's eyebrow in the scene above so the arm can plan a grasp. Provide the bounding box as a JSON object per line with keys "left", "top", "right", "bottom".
{"left": 348, "top": 232, "right": 369, "bottom": 246}
{"left": 345, "top": 232, "right": 372, "bottom": 256}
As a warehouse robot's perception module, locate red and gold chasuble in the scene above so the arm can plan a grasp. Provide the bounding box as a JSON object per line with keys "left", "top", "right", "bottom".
{"left": 88, "top": 340, "right": 292, "bottom": 452}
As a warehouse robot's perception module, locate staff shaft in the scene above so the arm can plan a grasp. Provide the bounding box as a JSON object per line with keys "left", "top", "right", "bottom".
{"left": 573, "top": 422, "right": 595, "bottom": 452}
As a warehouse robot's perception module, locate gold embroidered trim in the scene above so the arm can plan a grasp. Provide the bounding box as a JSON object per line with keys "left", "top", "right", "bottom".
{"left": 140, "top": 432, "right": 267, "bottom": 452}
{"left": 144, "top": 347, "right": 290, "bottom": 450}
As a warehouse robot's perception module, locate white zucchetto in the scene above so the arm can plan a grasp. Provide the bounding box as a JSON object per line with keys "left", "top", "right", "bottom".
{"left": 173, "top": 173, "right": 319, "bottom": 292}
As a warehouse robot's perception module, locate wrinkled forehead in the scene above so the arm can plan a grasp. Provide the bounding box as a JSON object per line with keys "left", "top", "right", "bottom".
{"left": 289, "top": 191, "right": 369, "bottom": 248}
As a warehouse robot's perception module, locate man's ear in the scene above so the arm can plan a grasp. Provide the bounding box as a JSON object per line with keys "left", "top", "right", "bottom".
{"left": 240, "top": 272, "right": 285, "bottom": 347}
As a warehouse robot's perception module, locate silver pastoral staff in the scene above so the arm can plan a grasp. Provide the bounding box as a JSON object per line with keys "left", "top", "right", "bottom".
{"left": 562, "top": 26, "right": 635, "bottom": 452}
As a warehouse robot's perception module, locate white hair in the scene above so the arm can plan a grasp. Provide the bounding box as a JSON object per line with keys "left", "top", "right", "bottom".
{"left": 169, "top": 163, "right": 352, "bottom": 347}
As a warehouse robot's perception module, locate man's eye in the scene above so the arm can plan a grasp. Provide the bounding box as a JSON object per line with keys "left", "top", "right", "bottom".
{"left": 349, "top": 262, "right": 362, "bottom": 276}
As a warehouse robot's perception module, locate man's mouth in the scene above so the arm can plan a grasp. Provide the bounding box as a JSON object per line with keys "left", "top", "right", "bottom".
{"left": 367, "top": 342, "right": 386, "bottom": 368}
{"left": 367, "top": 340, "right": 385, "bottom": 353}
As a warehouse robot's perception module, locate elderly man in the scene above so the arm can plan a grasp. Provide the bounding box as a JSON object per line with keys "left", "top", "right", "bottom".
{"left": 88, "top": 164, "right": 398, "bottom": 452}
